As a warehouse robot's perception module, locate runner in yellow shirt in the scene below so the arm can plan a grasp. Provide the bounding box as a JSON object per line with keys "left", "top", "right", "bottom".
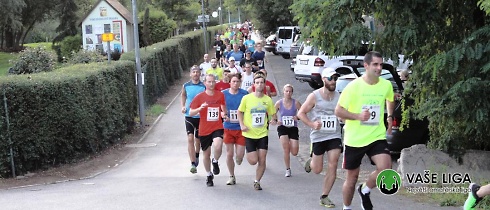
{"left": 335, "top": 51, "right": 394, "bottom": 210}
{"left": 206, "top": 58, "right": 224, "bottom": 80}
{"left": 238, "top": 74, "right": 277, "bottom": 191}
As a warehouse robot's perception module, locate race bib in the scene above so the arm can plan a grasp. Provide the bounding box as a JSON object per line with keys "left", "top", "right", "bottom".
{"left": 207, "top": 107, "right": 219, "bottom": 121}
{"left": 252, "top": 113, "right": 266, "bottom": 127}
{"left": 282, "top": 116, "right": 295, "bottom": 127}
{"left": 320, "top": 115, "right": 337, "bottom": 132}
{"left": 248, "top": 44, "right": 253, "bottom": 48}
{"left": 360, "top": 105, "right": 381, "bottom": 125}
{"left": 216, "top": 46, "right": 221, "bottom": 51}
{"left": 229, "top": 110, "right": 239, "bottom": 123}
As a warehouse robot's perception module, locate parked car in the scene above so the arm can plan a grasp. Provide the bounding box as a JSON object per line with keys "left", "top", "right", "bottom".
{"left": 289, "top": 34, "right": 302, "bottom": 59}
{"left": 264, "top": 34, "right": 278, "bottom": 55}
{"left": 275, "top": 26, "right": 300, "bottom": 59}
{"left": 334, "top": 59, "right": 428, "bottom": 154}
{"left": 290, "top": 58, "right": 296, "bottom": 71}
{"left": 294, "top": 44, "right": 360, "bottom": 89}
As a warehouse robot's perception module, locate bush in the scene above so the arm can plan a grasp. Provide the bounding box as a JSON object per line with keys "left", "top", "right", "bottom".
{"left": 60, "top": 34, "right": 82, "bottom": 59}
{"left": 138, "top": 8, "right": 177, "bottom": 47}
{"left": 9, "top": 47, "right": 56, "bottom": 74}
{"left": 66, "top": 49, "right": 105, "bottom": 64}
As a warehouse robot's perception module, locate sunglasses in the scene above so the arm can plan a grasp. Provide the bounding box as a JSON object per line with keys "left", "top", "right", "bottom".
{"left": 325, "top": 75, "right": 339, "bottom": 81}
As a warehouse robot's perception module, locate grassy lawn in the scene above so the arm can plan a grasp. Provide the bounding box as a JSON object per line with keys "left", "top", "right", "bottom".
{"left": 0, "top": 52, "right": 16, "bottom": 76}
{"left": 0, "top": 42, "right": 54, "bottom": 76}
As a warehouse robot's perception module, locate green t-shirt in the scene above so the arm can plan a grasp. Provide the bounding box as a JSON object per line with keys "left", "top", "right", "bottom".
{"left": 205, "top": 67, "right": 224, "bottom": 80}
{"left": 238, "top": 94, "right": 276, "bottom": 139}
{"left": 338, "top": 77, "right": 394, "bottom": 147}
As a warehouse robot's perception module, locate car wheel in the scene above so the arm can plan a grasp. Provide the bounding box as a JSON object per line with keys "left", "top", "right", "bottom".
{"left": 282, "top": 54, "right": 291, "bottom": 59}
{"left": 308, "top": 81, "right": 322, "bottom": 89}
{"left": 272, "top": 50, "right": 278, "bottom": 55}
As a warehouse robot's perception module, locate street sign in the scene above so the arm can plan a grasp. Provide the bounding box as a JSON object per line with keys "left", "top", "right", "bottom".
{"left": 196, "top": 15, "right": 210, "bottom": 23}
{"left": 102, "top": 33, "right": 114, "bottom": 42}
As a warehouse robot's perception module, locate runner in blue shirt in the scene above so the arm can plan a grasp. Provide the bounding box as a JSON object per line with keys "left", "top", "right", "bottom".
{"left": 181, "top": 65, "right": 206, "bottom": 174}
{"left": 222, "top": 73, "right": 249, "bottom": 185}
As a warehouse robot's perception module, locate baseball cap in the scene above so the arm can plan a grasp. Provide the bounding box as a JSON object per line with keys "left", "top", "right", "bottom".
{"left": 228, "top": 57, "right": 236, "bottom": 61}
{"left": 321, "top": 67, "right": 340, "bottom": 78}
{"left": 246, "top": 50, "right": 252, "bottom": 54}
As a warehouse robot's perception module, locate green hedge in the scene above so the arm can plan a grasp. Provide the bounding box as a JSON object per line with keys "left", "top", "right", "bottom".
{"left": 0, "top": 61, "right": 136, "bottom": 177}
{"left": 0, "top": 25, "right": 225, "bottom": 177}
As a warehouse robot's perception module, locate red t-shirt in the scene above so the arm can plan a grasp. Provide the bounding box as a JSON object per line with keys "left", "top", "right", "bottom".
{"left": 251, "top": 80, "right": 277, "bottom": 95}
{"left": 190, "top": 91, "right": 225, "bottom": 136}
{"left": 214, "top": 81, "right": 231, "bottom": 91}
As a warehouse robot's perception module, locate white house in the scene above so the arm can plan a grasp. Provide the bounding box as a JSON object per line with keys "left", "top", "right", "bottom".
{"left": 80, "top": 0, "right": 134, "bottom": 53}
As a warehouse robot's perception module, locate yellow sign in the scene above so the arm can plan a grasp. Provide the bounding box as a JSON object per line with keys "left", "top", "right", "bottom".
{"left": 102, "top": 33, "right": 114, "bottom": 42}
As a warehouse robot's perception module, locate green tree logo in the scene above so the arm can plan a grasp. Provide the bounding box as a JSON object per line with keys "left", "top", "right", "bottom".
{"left": 376, "top": 169, "right": 402, "bottom": 195}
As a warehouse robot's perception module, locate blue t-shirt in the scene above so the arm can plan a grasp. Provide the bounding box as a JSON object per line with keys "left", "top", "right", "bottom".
{"left": 223, "top": 88, "right": 249, "bottom": 130}
{"left": 227, "top": 51, "right": 244, "bottom": 62}
{"left": 252, "top": 51, "right": 266, "bottom": 69}
{"left": 244, "top": 39, "right": 256, "bottom": 53}
{"left": 184, "top": 81, "right": 205, "bottom": 118}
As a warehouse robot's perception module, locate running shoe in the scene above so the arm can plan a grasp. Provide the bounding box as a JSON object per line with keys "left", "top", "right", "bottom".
{"left": 195, "top": 154, "right": 199, "bottom": 167}
{"left": 206, "top": 174, "right": 214, "bottom": 187}
{"left": 226, "top": 176, "right": 236, "bottom": 185}
{"left": 235, "top": 157, "right": 243, "bottom": 165}
{"left": 190, "top": 164, "right": 197, "bottom": 174}
{"left": 464, "top": 183, "right": 482, "bottom": 210}
{"left": 304, "top": 158, "right": 312, "bottom": 173}
{"left": 319, "top": 196, "right": 335, "bottom": 208}
{"left": 212, "top": 160, "right": 220, "bottom": 175}
{"left": 254, "top": 181, "right": 262, "bottom": 190}
{"left": 358, "top": 184, "right": 373, "bottom": 210}
{"left": 285, "top": 168, "right": 291, "bottom": 177}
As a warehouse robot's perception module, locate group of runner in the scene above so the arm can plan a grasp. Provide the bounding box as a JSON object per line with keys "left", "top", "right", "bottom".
{"left": 182, "top": 28, "right": 414, "bottom": 210}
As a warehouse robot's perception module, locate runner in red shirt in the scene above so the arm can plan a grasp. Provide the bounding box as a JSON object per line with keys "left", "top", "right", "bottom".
{"left": 214, "top": 69, "right": 231, "bottom": 91}
{"left": 247, "top": 70, "right": 277, "bottom": 97}
{"left": 190, "top": 74, "right": 228, "bottom": 187}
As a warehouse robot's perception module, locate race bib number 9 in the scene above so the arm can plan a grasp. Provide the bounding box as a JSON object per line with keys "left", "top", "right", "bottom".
{"left": 252, "top": 113, "right": 266, "bottom": 127}
{"left": 282, "top": 116, "right": 295, "bottom": 127}
{"left": 320, "top": 115, "right": 337, "bottom": 132}
{"left": 207, "top": 107, "right": 219, "bottom": 121}
{"left": 229, "top": 110, "right": 239, "bottom": 123}
{"left": 360, "top": 105, "right": 380, "bottom": 125}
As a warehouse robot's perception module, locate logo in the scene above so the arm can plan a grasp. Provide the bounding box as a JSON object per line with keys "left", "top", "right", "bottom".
{"left": 376, "top": 169, "right": 402, "bottom": 195}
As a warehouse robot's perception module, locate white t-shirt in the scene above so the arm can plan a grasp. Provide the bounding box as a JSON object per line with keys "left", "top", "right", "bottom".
{"left": 241, "top": 72, "right": 254, "bottom": 90}
{"left": 227, "top": 65, "right": 242, "bottom": 74}
{"left": 199, "top": 62, "right": 212, "bottom": 80}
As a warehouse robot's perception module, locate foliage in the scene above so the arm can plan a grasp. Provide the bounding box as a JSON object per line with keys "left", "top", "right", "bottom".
{"left": 8, "top": 47, "right": 56, "bottom": 74}
{"left": 240, "top": 0, "right": 296, "bottom": 34}
{"left": 479, "top": 0, "right": 490, "bottom": 14}
{"left": 60, "top": 35, "right": 83, "bottom": 59}
{"left": 0, "top": 52, "right": 17, "bottom": 76}
{"left": 0, "top": 61, "right": 137, "bottom": 177}
{"left": 138, "top": 8, "right": 177, "bottom": 46}
{"left": 65, "top": 49, "right": 105, "bottom": 64}
{"left": 290, "top": 0, "right": 490, "bottom": 155}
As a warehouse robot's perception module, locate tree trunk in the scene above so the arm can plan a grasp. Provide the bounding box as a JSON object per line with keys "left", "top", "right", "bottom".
{"left": 4, "top": 26, "right": 15, "bottom": 50}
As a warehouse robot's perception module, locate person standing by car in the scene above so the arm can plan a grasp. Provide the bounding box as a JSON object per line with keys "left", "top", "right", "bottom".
{"left": 189, "top": 74, "right": 228, "bottom": 187}
{"left": 181, "top": 65, "right": 206, "bottom": 174}
{"left": 297, "top": 68, "right": 343, "bottom": 208}
{"left": 335, "top": 51, "right": 394, "bottom": 210}
{"left": 222, "top": 73, "right": 249, "bottom": 185}
{"left": 238, "top": 74, "right": 277, "bottom": 190}
{"left": 274, "top": 84, "right": 302, "bottom": 177}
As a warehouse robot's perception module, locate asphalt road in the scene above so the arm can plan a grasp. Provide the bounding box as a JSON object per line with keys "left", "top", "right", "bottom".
{"left": 0, "top": 45, "right": 461, "bottom": 210}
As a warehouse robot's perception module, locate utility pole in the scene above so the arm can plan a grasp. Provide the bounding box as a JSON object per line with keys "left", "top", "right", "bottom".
{"left": 131, "top": 0, "right": 145, "bottom": 126}
{"left": 201, "top": 0, "right": 207, "bottom": 52}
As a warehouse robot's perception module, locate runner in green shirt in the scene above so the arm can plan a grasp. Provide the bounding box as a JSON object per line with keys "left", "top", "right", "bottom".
{"left": 335, "top": 51, "right": 394, "bottom": 210}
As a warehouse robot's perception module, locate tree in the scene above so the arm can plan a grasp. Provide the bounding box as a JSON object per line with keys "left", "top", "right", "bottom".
{"left": 242, "top": 0, "right": 296, "bottom": 34}
{"left": 291, "top": 0, "right": 490, "bottom": 156}
{"left": 155, "top": 0, "right": 201, "bottom": 32}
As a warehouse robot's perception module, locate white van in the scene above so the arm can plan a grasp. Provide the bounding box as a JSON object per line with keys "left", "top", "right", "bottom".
{"left": 275, "top": 26, "right": 300, "bottom": 59}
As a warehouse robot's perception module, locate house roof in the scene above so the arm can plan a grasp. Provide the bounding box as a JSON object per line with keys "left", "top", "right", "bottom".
{"left": 79, "top": 0, "right": 134, "bottom": 25}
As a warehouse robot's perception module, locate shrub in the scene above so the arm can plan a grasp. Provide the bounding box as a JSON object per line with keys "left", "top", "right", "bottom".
{"left": 66, "top": 49, "right": 105, "bottom": 64}
{"left": 60, "top": 34, "right": 82, "bottom": 59}
{"left": 9, "top": 47, "right": 56, "bottom": 74}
